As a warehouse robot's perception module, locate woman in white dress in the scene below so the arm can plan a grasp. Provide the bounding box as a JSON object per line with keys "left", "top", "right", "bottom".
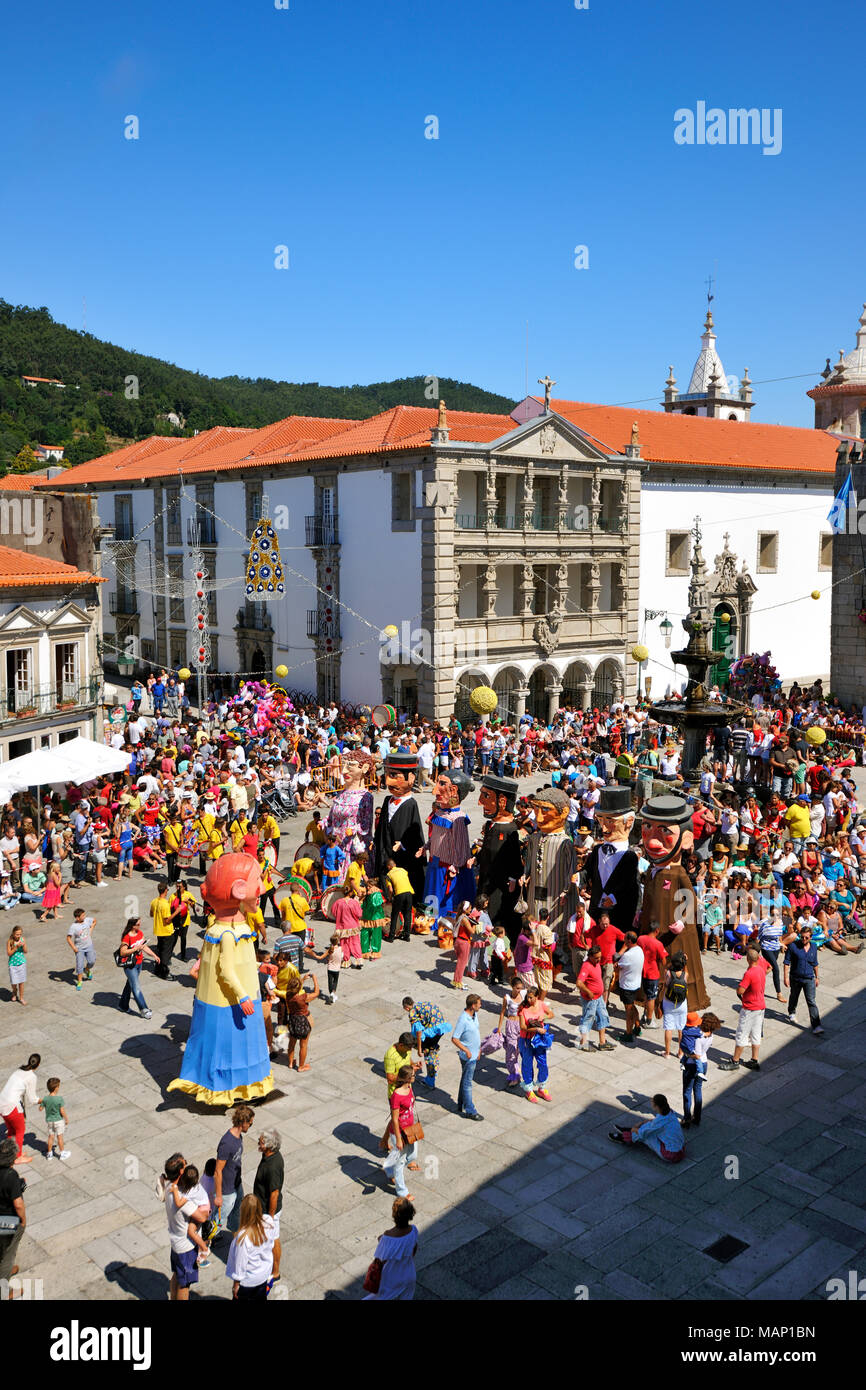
{"left": 363, "top": 1197, "right": 419, "bottom": 1301}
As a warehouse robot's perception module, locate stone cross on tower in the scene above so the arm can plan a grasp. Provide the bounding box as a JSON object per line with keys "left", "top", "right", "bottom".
{"left": 538, "top": 375, "right": 556, "bottom": 412}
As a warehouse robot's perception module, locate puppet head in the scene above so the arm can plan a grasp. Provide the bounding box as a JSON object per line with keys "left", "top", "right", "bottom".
{"left": 529, "top": 787, "right": 571, "bottom": 835}
{"left": 479, "top": 774, "right": 518, "bottom": 821}
{"left": 341, "top": 747, "right": 375, "bottom": 791}
{"left": 595, "top": 785, "right": 635, "bottom": 843}
{"left": 434, "top": 769, "right": 474, "bottom": 810}
{"left": 201, "top": 852, "right": 262, "bottom": 921}
{"left": 639, "top": 794, "right": 694, "bottom": 867}
{"left": 384, "top": 750, "right": 418, "bottom": 798}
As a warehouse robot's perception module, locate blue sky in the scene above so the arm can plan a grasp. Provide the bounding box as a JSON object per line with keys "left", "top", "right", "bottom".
{"left": 1, "top": 0, "right": 862, "bottom": 425}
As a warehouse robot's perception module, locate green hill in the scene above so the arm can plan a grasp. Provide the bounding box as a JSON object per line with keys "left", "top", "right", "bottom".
{"left": 0, "top": 299, "right": 517, "bottom": 470}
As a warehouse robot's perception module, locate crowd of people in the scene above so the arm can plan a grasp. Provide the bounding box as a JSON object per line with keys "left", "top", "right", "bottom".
{"left": 1, "top": 665, "right": 864, "bottom": 1300}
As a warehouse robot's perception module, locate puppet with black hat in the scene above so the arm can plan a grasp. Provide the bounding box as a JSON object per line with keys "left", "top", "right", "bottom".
{"left": 423, "top": 769, "right": 476, "bottom": 927}
{"left": 474, "top": 774, "right": 524, "bottom": 947}
{"left": 585, "top": 785, "right": 641, "bottom": 933}
{"left": 639, "top": 793, "right": 710, "bottom": 1010}
{"left": 373, "top": 751, "right": 426, "bottom": 905}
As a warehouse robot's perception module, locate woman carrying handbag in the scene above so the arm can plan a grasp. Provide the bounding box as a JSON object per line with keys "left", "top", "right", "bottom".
{"left": 363, "top": 1196, "right": 419, "bottom": 1301}
{"left": 382, "top": 1065, "right": 423, "bottom": 1199}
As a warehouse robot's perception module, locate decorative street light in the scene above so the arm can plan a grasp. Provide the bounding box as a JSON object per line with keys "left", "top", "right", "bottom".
{"left": 660, "top": 616, "right": 673, "bottom": 648}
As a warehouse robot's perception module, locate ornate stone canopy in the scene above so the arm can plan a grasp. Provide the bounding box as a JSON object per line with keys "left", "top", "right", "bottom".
{"left": 709, "top": 532, "right": 757, "bottom": 602}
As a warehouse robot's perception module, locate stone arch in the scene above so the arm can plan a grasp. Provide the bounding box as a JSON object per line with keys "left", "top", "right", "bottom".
{"left": 454, "top": 668, "right": 490, "bottom": 725}
{"left": 526, "top": 662, "right": 559, "bottom": 721}
{"left": 591, "top": 656, "right": 624, "bottom": 710}
{"left": 491, "top": 664, "right": 524, "bottom": 721}
{"left": 560, "top": 659, "right": 593, "bottom": 711}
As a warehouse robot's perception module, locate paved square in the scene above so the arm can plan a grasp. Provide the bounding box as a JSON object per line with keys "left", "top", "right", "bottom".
{"left": 4, "top": 776, "right": 866, "bottom": 1301}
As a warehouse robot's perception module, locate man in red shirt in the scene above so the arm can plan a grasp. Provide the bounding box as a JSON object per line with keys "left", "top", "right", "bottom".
{"left": 719, "top": 946, "right": 770, "bottom": 1072}
{"left": 636, "top": 921, "right": 669, "bottom": 1029}
{"left": 576, "top": 945, "right": 615, "bottom": 1052}
{"left": 587, "top": 911, "right": 625, "bottom": 1006}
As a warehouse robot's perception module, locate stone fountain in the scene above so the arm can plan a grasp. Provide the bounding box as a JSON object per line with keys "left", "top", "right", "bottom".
{"left": 649, "top": 518, "right": 747, "bottom": 786}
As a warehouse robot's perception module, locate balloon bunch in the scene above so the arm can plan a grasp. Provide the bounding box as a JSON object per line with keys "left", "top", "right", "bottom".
{"left": 728, "top": 651, "right": 781, "bottom": 699}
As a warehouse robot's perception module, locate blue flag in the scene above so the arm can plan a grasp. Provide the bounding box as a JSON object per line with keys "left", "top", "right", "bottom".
{"left": 827, "top": 471, "right": 853, "bottom": 534}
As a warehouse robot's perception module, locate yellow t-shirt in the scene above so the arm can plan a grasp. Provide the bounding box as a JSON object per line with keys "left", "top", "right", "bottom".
{"left": 230, "top": 819, "right": 248, "bottom": 851}
{"left": 292, "top": 857, "right": 315, "bottom": 880}
{"left": 279, "top": 892, "right": 310, "bottom": 935}
{"left": 386, "top": 866, "right": 413, "bottom": 898}
{"left": 346, "top": 861, "right": 365, "bottom": 894}
{"left": 163, "top": 822, "right": 183, "bottom": 852}
{"left": 276, "top": 960, "right": 301, "bottom": 998}
{"left": 260, "top": 814, "right": 279, "bottom": 844}
{"left": 785, "top": 804, "right": 811, "bottom": 840}
{"left": 305, "top": 822, "right": 326, "bottom": 845}
{"left": 383, "top": 1045, "right": 411, "bottom": 1097}
{"left": 245, "top": 905, "right": 266, "bottom": 940}
{"left": 151, "top": 896, "right": 174, "bottom": 937}
{"left": 205, "top": 828, "right": 224, "bottom": 861}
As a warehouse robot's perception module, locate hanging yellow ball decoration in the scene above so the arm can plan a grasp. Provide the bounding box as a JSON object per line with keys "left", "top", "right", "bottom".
{"left": 275, "top": 664, "right": 289, "bottom": 679}
{"left": 631, "top": 643, "right": 649, "bottom": 662}
{"left": 383, "top": 625, "right": 399, "bottom": 638}
{"left": 718, "top": 613, "right": 731, "bottom": 624}
{"left": 805, "top": 726, "right": 827, "bottom": 746}
{"left": 177, "top": 668, "right": 191, "bottom": 682}
{"left": 811, "top": 590, "right": 821, "bottom": 600}
{"left": 470, "top": 685, "right": 498, "bottom": 715}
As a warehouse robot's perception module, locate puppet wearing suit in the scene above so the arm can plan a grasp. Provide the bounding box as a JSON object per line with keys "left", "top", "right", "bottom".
{"left": 639, "top": 793, "right": 710, "bottom": 1010}
{"left": 585, "top": 785, "right": 641, "bottom": 933}
{"left": 373, "top": 751, "right": 426, "bottom": 905}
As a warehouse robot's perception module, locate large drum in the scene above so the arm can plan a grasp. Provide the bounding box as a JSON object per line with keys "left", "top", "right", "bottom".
{"left": 320, "top": 884, "right": 348, "bottom": 921}
{"left": 291, "top": 840, "right": 321, "bottom": 866}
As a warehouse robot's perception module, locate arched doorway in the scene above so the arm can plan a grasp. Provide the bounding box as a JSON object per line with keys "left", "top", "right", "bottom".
{"left": 561, "top": 660, "right": 591, "bottom": 711}
{"left": 455, "top": 671, "right": 487, "bottom": 725}
{"left": 591, "top": 658, "right": 620, "bottom": 710}
{"left": 251, "top": 646, "right": 266, "bottom": 677}
{"left": 709, "top": 603, "right": 737, "bottom": 689}
{"left": 527, "top": 668, "right": 549, "bottom": 721}
{"left": 493, "top": 666, "right": 521, "bottom": 722}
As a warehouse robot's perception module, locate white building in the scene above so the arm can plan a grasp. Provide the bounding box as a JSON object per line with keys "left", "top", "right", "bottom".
{"left": 44, "top": 318, "right": 838, "bottom": 719}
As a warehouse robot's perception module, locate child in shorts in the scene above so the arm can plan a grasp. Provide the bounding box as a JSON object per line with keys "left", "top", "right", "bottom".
{"left": 311, "top": 934, "right": 342, "bottom": 1003}
{"left": 39, "top": 1077, "right": 69, "bottom": 1160}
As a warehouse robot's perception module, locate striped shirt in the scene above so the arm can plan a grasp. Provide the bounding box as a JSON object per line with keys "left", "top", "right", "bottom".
{"left": 758, "top": 917, "right": 784, "bottom": 950}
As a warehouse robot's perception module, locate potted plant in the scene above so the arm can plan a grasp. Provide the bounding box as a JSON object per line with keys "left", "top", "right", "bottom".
{"left": 16, "top": 705, "right": 37, "bottom": 718}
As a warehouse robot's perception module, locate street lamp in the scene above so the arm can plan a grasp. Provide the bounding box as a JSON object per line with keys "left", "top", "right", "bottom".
{"left": 660, "top": 616, "right": 673, "bottom": 649}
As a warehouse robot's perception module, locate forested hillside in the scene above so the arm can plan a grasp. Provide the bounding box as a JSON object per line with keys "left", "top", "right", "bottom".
{"left": 0, "top": 300, "right": 516, "bottom": 470}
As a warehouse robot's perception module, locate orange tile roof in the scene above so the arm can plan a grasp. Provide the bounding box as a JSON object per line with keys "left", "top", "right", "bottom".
{"left": 43, "top": 398, "right": 838, "bottom": 487}
{"left": 0, "top": 474, "right": 39, "bottom": 491}
{"left": 0, "top": 543, "right": 104, "bottom": 587}
{"left": 549, "top": 400, "right": 837, "bottom": 474}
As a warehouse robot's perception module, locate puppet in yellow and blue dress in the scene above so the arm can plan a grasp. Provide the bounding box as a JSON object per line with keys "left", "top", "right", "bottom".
{"left": 168, "top": 852, "right": 273, "bottom": 1105}
{"left": 423, "top": 771, "right": 476, "bottom": 930}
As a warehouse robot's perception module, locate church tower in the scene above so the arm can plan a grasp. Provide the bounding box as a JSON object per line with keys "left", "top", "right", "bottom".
{"left": 807, "top": 303, "right": 866, "bottom": 437}
{"left": 662, "top": 309, "right": 753, "bottom": 420}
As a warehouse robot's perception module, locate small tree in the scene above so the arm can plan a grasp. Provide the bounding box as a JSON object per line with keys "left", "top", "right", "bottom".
{"left": 11, "top": 444, "right": 38, "bottom": 473}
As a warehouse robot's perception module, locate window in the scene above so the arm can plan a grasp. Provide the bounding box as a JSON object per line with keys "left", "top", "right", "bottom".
{"left": 5, "top": 648, "right": 33, "bottom": 713}
{"left": 168, "top": 555, "right": 185, "bottom": 622}
{"left": 495, "top": 473, "right": 508, "bottom": 526}
{"left": 170, "top": 634, "right": 187, "bottom": 670}
{"left": 115, "top": 494, "right": 133, "bottom": 541}
{"left": 165, "top": 486, "right": 181, "bottom": 546}
{"left": 392, "top": 472, "right": 414, "bottom": 527}
{"left": 203, "top": 551, "right": 218, "bottom": 624}
{"left": 142, "top": 639, "right": 155, "bottom": 663}
{"left": 818, "top": 532, "right": 833, "bottom": 571}
{"left": 195, "top": 484, "right": 216, "bottom": 544}
{"left": 757, "top": 532, "right": 778, "bottom": 573}
{"left": 245, "top": 484, "right": 263, "bottom": 534}
{"left": 54, "top": 642, "right": 79, "bottom": 700}
{"left": 666, "top": 531, "right": 690, "bottom": 575}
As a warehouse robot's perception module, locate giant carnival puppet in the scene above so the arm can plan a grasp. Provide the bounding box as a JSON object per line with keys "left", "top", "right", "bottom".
{"left": 373, "top": 750, "right": 426, "bottom": 905}
{"left": 423, "top": 769, "right": 476, "bottom": 927}
{"left": 639, "top": 793, "right": 710, "bottom": 1010}
{"left": 585, "top": 785, "right": 641, "bottom": 933}
{"left": 523, "top": 787, "right": 578, "bottom": 945}
{"left": 474, "top": 773, "right": 524, "bottom": 947}
{"left": 324, "top": 745, "right": 375, "bottom": 880}
{"left": 168, "top": 852, "right": 274, "bottom": 1105}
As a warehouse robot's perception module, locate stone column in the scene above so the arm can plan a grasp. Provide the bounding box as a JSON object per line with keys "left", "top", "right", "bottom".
{"left": 520, "top": 562, "right": 535, "bottom": 616}
{"left": 522, "top": 463, "right": 535, "bottom": 530}
{"left": 612, "top": 671, "right": 624, "bottom": 704}
{"left": 588, "top": 560, "right": 601, "bottom": 614}
{"left": 555, "top": 561, "right": 569, "bottom": 613}
{"left": 616, "top": 562, "right": 627, "bottom": 611}
{"left": 514, "top": 686, "right": 529, "bottom": 720}
{"left": 484, "top": 463, "right": 497, "bottom": 530}
{"left": 590, "top": 470, "right": 601, "bottom": 529}
{"left": 558, "top": 464, "right": 569, "bottom": 530}
{"left": 547, "top": 681, "right": 563, "bottom": 722}
{"left": 580, "top": 678, "right": 593, "bottom": 711}
{"left": 482, "top": 563, "right": 498, "bottom": 619}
